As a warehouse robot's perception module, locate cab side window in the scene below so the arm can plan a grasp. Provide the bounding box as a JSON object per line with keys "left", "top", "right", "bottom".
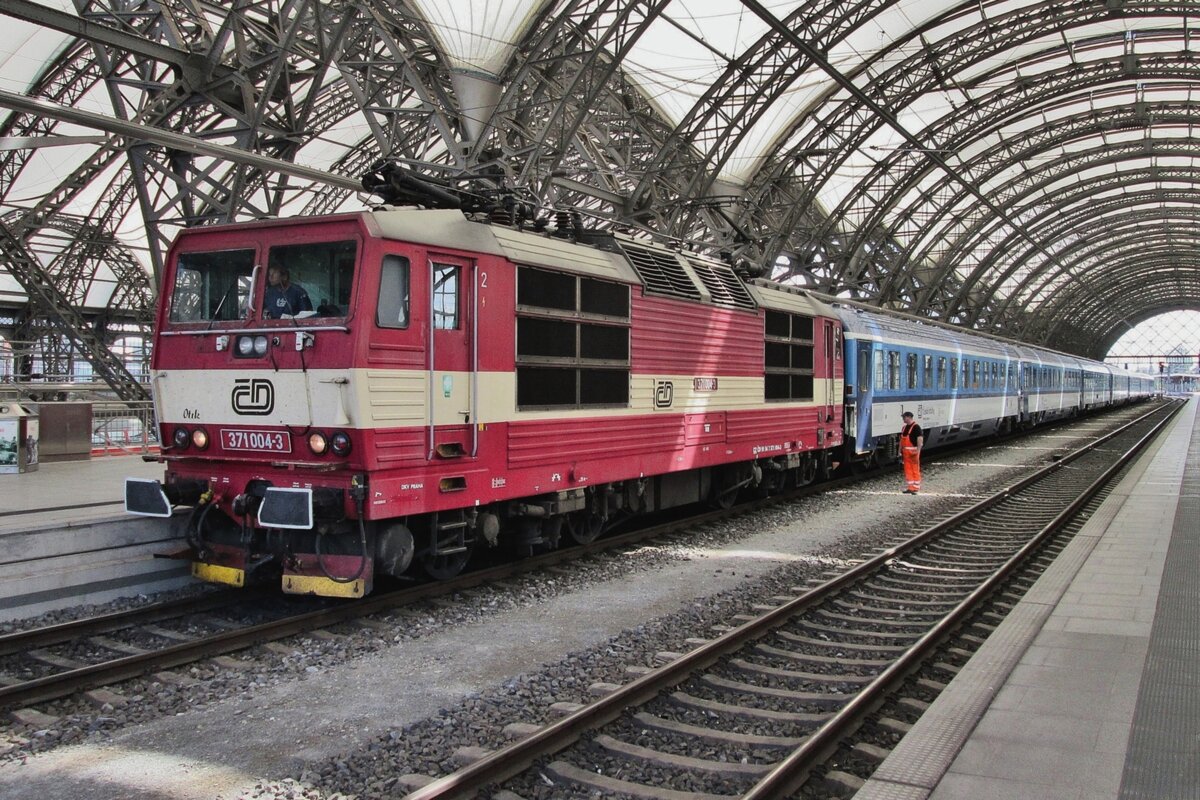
{"left": 377, "top": 255, "right": 410, "bottom": 329}
{"left": 432, "top": 263, "right": 460, "bottom": 330}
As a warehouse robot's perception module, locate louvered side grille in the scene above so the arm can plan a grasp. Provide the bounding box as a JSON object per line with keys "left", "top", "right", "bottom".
{"left": 618, "top": 241, "right": 702, "bottom": 301}
{"left": 688, "top": 258, "right": 757, "bottom": 311}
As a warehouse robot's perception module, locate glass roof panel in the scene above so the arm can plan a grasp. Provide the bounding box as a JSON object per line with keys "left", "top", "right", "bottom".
{"left": 408, "top": 0, "right": 552, "bottom": 75}
{"left": 0, "top": 0, "right": 72, "bottom": 97}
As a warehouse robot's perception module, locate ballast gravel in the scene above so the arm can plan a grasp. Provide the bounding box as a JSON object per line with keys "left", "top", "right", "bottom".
{"left": 0, "top": 416, "right": 1131, "bottom": 800}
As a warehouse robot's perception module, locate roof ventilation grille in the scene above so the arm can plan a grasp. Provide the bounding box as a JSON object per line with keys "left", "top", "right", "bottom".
{"left": 687, "top": 258, "right": 758, "bottom": 311}
{"left": 617, "top": 241, "right": 702, "bottom": 302}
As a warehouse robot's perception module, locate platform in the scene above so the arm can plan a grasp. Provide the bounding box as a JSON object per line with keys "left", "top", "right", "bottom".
{"left": 857, "top": 397, "right": 1198, "bottom": 800}
{"left": 0, "top": 456, "right": 188, "bottom": 622}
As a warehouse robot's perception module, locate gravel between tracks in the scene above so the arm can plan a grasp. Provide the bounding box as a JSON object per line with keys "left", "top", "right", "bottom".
{"left": 0, "top": 418, "right": 1122, "bottom": 800}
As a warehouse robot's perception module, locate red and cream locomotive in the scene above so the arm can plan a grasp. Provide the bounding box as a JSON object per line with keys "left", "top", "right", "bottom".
{"left": 127, "top": 170, "right": 844, "bottom": 597}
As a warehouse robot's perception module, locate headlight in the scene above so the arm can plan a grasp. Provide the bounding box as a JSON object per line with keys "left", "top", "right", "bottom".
{"left": 307, "top": 431, "right": 329, "bottom": 455}
{"left": 173, "top": 427, "right": 190, "bottom": 449}
{"left": 191, "top": 428, "right": 209, "bottom": 450}
{"left": 234, "top": 335, "right": 269, "bottom": 357}
{"left": 330, "top": 431, "right": 352, "bottom": 456}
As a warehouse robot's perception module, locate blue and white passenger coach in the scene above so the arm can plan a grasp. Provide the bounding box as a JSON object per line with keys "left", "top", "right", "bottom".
{"left": 834, "top": 304, "right": 1152, "bottom": 466}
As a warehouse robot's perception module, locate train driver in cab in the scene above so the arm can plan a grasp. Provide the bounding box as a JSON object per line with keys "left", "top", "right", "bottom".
{"left": 265, "top": 264, "right": 312, "bottom": 318}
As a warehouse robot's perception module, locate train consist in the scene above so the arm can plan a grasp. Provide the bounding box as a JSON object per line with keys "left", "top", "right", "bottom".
{"left": 126, "top": 190, "right": 1155, "bottom": 597}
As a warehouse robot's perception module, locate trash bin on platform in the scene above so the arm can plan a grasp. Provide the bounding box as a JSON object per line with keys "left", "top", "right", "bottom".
{"left": 0, "top": 402, "right": 38, "bottom": 474}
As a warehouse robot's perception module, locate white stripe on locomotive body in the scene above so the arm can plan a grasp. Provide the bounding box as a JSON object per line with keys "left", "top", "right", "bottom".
{"left": 152, "top": 368, "right": 844, "bottom": 429}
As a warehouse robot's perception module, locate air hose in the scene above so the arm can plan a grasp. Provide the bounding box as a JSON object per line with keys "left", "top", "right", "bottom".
{"left": 187, "top": 490, "right": 216, "bottom": 558}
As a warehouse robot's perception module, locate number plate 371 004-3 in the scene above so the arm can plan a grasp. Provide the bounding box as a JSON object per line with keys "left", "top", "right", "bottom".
{"left": 220, "top": 428, "right": 292, "bottom": 453}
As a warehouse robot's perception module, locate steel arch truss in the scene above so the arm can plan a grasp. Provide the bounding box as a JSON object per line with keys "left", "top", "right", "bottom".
{"left": 742, "top": 0, "right": 1200, "bottom": 353}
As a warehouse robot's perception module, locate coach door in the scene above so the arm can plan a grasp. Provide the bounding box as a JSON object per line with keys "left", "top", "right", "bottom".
{"left": 427, "top": 255, "right": 476, "bottom": 460}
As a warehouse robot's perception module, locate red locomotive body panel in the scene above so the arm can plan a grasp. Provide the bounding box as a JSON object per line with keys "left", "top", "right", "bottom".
{"left": 133, "top": 208, "right": 844, "bottom": 596}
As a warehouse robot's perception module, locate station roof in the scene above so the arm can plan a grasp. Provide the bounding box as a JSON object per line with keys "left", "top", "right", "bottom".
{"left": 1, "top": 0, "right": 1198, "bottom": 359}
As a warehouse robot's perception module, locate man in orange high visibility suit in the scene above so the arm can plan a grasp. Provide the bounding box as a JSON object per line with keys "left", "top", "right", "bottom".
{"left": 900, "top": 411, "right": 924, "bottom": 494}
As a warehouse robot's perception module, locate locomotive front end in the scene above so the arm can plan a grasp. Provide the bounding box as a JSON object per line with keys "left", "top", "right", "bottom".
{"left": 126, "top": 216, "right": 378, "bottom": 597}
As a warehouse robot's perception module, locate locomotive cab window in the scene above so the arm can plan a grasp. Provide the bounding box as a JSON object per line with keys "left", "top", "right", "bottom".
{"left": 432, "top": 263, "right": 460, "bottom": 329}
{"left": 170, "top": 248, "right": 255, "bottom": 323}
{"left": 516, "top": 266, "right": 630, "bottom": 408}
{"left": 376, "top": 255, "right": 410, "bottom": 329}
{"left": 764, "top": 311, "right": 815, "bottom": 401}
{"left": 264, "top": 240, "right": 355, "bottom": 319}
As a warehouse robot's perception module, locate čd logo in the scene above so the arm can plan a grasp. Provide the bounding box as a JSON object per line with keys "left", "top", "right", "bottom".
{"left": 655, "top": 380, "right": 674, "bottom": 408}
{"left": 232, "top": 378, "right": 275, "bottom": 415}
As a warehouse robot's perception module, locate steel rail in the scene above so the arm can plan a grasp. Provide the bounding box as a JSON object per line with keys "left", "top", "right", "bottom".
{"left": 742, "top": 400, "right": 1182, "bottom": 798}
{"left": 401, "top": 400, "right": 1177, "bottom": 800}
{"left": 0, "top": 589, "right": 255, "bottom": 658}
{"left": 0, "top": 403, "right": 1161, "bottom": 712}
{"left": 0, "top": 457, "right": 856, "bottom": 711}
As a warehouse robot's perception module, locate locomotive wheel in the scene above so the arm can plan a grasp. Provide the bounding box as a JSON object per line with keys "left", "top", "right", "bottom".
{"left": 711, "top": 465, "right": 744, "bottom": 509}
{"left": 420, "top": 546, "right": 472, "bottom": 580}
{"left": 798, "top": 456, "right": 818, "bottom": 486}
{"left": 565, "top": 511, "right": 603, "bottom": 545}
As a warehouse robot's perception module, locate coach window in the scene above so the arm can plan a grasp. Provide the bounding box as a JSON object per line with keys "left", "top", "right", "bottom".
{"left": 170, "top": 248, "right": 255, "bottom": 323}
{"left": 962, "top": 359, "right": 970, "bottom": 389}
{"left": 432, "top": 264, "right": 460, "bottom": 329}
{"left": 887, "top": 350, "right": 901, "bottom": 390}
{"left": 922, "top": 354, "right": 933, "bottom": 389}
{"left": 991, "top": 363, "right": 999, "bottom": 388}
{"left": 937, "top": 357, "right": 947, "bottom": 389}
{"left": 376, "top": 255, "right": 410, "bottom": 328}
{"left": 949, "top": 357, "right": 958, "bottom": 389}
{"left": 874, "top": 350, "right": 885, "bottom": 391}
{"left": 906, "top": 353, "right": 918, "bottom": 389}
{"left": 971, "top": 360, "right": 980, "bottom": 389}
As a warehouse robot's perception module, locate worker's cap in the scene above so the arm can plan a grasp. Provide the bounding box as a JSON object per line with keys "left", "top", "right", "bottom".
{"left": 901, "top": 411, "right": 914, "bottom": 419}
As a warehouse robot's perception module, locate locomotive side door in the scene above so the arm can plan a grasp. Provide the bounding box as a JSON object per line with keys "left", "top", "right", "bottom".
{"left": 822, "top": 320, "right": 838, "bottom": 422}
{"left": 427, "top": 255, "right": 476, "bottom": 459}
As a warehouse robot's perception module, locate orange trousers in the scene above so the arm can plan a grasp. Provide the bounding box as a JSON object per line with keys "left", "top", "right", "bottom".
{"left": 902, "top": 446, "right": 921, "bottom": 492}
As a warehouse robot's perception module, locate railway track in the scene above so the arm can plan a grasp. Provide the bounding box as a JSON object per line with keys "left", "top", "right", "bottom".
{"left": 0, "top": 479, "right": 837, "bottom": 713}
{"left": 397, "top": 400, "right": 1180, "bottom": 799}
{"left": 0, "top": 402, "right": 1168, "bottom": 731}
